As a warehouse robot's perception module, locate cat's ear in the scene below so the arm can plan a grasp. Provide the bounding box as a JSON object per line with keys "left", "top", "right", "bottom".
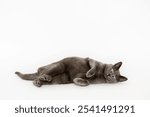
{"left": 119, "top": 75, "right": 128, "bottom": 82}
{"left": 112, "top": 62, "right": 122, "bottom": 70}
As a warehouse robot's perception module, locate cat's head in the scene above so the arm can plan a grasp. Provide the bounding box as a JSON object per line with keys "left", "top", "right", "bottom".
{"left": 104, "top": 62, "right": 128, "bottom": 83}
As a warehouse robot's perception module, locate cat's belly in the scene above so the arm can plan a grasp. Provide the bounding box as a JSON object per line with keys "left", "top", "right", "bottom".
{"left": 51, "top": 73, "right": 71, "bottom": 84}
{"left": 89, "top": 76, "right": 106, "bottom": 84}
{"left": 62, "top": 57, "right": 90, "bottom": 78}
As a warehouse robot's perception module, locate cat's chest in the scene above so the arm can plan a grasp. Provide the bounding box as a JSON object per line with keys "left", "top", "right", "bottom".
{"left": 89, "top": 75, "right": 106, "bottom": 84}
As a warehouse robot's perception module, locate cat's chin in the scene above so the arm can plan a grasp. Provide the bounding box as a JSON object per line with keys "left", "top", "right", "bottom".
{"left": 105, "top": 80, "right": 117, "bottom": 83}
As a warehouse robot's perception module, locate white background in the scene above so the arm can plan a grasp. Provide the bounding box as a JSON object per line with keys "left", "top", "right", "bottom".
{"left": 0, "top": 0, "right": 150, "bottom": 100}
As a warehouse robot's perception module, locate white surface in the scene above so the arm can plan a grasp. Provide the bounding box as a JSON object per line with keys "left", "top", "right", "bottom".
{"left": 0, "top": 0, "right": 150, "bottom": 100}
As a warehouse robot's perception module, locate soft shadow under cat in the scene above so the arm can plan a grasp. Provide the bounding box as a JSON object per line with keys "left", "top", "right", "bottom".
{"left": 15, "top": 57, "right": 128, "bottom": 87}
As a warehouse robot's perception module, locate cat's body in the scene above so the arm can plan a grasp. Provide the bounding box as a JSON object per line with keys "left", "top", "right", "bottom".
{"left": 15, "top": 57, "right": 127, "bottom": 87}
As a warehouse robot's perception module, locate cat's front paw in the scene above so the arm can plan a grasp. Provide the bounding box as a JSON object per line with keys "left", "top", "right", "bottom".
{"left": 33, "top": 79, "right": 42, "bottom": 87}
{"left": 86, "top": 71, "right": 94, "bottom": 78}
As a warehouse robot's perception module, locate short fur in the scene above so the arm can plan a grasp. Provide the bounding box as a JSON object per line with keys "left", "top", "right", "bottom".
{"left": 15, "top": 57, "right": 127, "bottom": 87}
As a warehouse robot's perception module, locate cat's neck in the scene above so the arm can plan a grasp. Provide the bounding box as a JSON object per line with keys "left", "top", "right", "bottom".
{"left": 96, "top": 62, "right": 107, "bottom": 74}
{"left": 101, "top": 63, "right": 107, "bottom": 74}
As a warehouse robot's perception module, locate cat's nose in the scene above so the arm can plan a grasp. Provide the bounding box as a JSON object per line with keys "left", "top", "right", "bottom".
{"left": 107, "top": 74, "right": 111, "bottom": 77}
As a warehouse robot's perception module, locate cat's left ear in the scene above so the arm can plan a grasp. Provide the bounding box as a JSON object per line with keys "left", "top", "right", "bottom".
{"left": 112, "top": 62, "right": 122, "bottom": 70}
{"left": 119, "top": 75, "right": 128, "bottom": 82}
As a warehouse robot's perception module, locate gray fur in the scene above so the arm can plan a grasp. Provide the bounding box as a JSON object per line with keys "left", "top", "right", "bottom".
{"left": 15, "top": 57, "right": 128, "bottom": 87}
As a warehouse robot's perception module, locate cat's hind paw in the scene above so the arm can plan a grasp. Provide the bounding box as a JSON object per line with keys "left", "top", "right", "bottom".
{"left": 73, "top": 78, "right": 89, "bottom": 86}
{"left": 33, "top": 79, "right": 42, "bottom": 87}
{"left": 38, "top": 74, "right": 52, "bottom": 82}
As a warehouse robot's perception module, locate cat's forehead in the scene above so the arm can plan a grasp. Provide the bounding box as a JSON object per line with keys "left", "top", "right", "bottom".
{"left": 107, "top": 64, "right": 113, "bottom": 69}
{"left": 104, "top": 64, "right": 113, "bottom": 72}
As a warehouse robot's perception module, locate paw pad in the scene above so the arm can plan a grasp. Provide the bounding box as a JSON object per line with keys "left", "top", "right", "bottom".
{"left": 33, "top": 79, "right": 42, "bottom": 87}
{"left": 39, "top": 75, "right": 52, "bottom": 82}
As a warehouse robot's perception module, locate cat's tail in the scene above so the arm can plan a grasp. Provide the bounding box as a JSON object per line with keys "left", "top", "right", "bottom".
{"left": 15, "top": 71, "right": 38, "bottom": 80}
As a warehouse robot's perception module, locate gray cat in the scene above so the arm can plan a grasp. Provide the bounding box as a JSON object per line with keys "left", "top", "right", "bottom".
{"left": 15, "top": 57, "right": 127, "bottom": 87}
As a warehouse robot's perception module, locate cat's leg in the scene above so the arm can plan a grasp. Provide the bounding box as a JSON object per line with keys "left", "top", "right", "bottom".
{"left": 37, "top": 62, "right": 65, "bottom": 82}
{"left": 33, "top": 74, "right": 53, "bottom": 87}
{"left": 38, "top": 74, "right": 53, "bottom": 82}
{"left": 38, "top": 62, "right": 65, "bottom": 75}
{"left": 33, "top": 75, "right": 53, "bottom": 87}
{"left": 73, "top": 78, "right": 89, "bottom": 86}
{"left": 86, "top": 58, "right": 97, "bottom": 78}
{"left": 73, "top": 73, "right": 89, "bottom": 86}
